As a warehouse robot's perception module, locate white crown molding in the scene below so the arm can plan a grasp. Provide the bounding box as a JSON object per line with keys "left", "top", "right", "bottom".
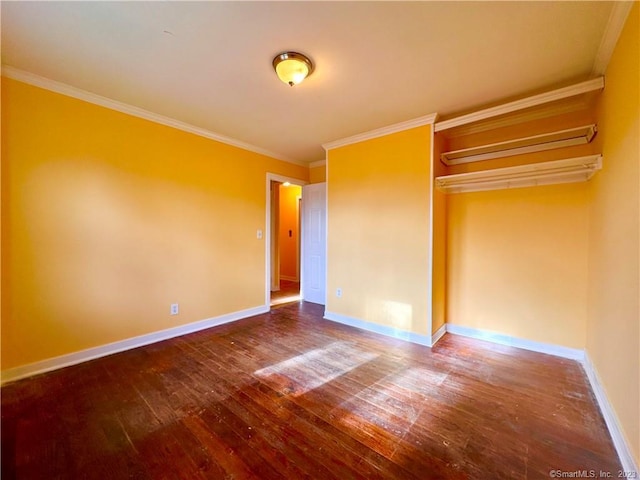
{"left": 322, "top": 113, "right": 438, "bottom": 151}
{"left": 324, "top": 311, "right": 432, "bottom": 347}
{"left": 1, "top": 65, "right": 305, "bottom": 166}
{"left": 445, "top": 324, "right": 584, "bottom": 360}
{"left": 592, "top": 2, "right": 634, "bottom": 75}
{"left": 309, "top": 160, "right": 326, "bottom": 168}
{"left": 434, "top": 77, "right": 605, "bottom": 133}
{"left": 583, "top": 352, "right": 639, "bottom": 476}
{"left": 0, "top": 304, "right": 269, "bottom": 385}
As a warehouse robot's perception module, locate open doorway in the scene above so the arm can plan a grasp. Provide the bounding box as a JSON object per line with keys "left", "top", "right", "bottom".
{"left": 265, "top": 173, "right": 326, "bottom": 309}
{"left": 270, "top": 180, "right": 302, "bottom": 307}
{"left": 266, "top": 174, "right": 306, "bottom": 307}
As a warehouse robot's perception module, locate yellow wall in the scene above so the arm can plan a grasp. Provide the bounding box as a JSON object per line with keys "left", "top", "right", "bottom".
{"left": 327, "top": 126, "right": 431, "bottom": 336}
{"left": 431, "top": 132, "right": 447, "bottom": 335}
{"left": 441, "top": 83, "right": 595, "bottom": 348}
{"left": 440, "top": 5, "right": 638, "bottom": 463}
{"left": 1, "top": 77, "right": 308, "bottom": 371}
{"left": 446, "top": 183, "right": 590, "bottom": 348}
{"left": 587, "top": 3, "right": 639, "bottom": 464}
{"left": 438, "top": 95, "right": 600, "bottom": 343}
{"left": 278, "top": 184, "right": 301, "bottom": 280}
{"left": 0, "top": 76, "right": 3, "bottom": 341}
{"left": 309, "top": 164, "right": 326, "bottom": 184}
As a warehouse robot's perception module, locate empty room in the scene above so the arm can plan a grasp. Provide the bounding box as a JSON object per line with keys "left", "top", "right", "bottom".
{"left": 1, "top": 2, "right": 638, "bottom": 479}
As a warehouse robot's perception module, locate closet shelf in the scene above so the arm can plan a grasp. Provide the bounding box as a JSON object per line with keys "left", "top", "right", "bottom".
{"left": 440, "top": 124, "right": 597, "bottom": 166}
{"left": 435, "top": 155, "right": 602, "bottom": 194}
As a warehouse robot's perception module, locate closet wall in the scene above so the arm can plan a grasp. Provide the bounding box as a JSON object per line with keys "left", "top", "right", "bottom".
{"left": 435, "top": 85, "right": 601, "bottom": 348}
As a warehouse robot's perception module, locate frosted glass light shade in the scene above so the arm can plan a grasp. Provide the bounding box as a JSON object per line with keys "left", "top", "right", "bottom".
{"left": 273, "top": 52, "right": 313, "bottom": 86}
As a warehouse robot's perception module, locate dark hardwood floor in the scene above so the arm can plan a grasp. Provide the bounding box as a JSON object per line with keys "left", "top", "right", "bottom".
{"left": 2, "top": 302, "right": 621, "bottom": 479}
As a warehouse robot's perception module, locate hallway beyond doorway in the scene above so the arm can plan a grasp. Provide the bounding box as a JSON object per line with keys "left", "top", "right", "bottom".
{"left": 271, "top": 280, "right": 300, "bottom": 307}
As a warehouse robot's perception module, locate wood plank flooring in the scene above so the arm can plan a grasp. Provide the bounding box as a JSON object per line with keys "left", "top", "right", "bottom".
{"left": 2, "top": 302, "right": 621, "bottom": 479}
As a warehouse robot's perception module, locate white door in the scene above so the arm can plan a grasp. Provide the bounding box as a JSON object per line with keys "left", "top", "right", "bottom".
{"left": 301, "top": 183, "right": 326, "bottom": 305}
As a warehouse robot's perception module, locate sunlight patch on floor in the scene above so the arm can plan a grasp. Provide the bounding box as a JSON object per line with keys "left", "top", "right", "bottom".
{"left": 338, "top": 367, "right": 449, "bottom": 435}
{"left": 254, "top": 341, "right": 378, "bottom": 396}
{"left": 389, "top": 367, "right": 449, "bottom": 395}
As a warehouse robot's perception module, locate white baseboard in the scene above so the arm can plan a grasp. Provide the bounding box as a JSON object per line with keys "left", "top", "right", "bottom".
{"left": 323, "top": 310, "right": 431, "bottom": 347}
{"left": 280, "top": 275, "right": 299, "bottom": 282}
{"left": 445, "top": 324, "right": 584, "bottom": 360}
{"left": 431, "top": 324, "right": 447, "bottom": 346}
{"left": 1, "top": 304, "right": 269, "bottom": 385}
{"left": 445, "top": 323, "right": 636, "bottom": 473}
{"left": 583, "top": 352, "right": 639, "bottom": 475}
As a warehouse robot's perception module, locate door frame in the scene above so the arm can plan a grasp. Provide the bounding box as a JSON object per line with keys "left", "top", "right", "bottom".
{"left": 265, "top": 173, "right": 308, "bottom": 307}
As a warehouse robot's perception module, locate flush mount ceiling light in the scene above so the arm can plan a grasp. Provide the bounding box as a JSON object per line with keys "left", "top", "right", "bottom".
{"left": 272, "top": 51, "right": 314, "bottom": 86}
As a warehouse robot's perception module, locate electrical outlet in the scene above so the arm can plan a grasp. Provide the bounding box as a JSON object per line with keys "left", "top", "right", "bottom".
{"left": 336, "top": 288, "right": 342, "bottom": 298}
{"left": 170, "top": 303, "right": 179, "bottom": 315}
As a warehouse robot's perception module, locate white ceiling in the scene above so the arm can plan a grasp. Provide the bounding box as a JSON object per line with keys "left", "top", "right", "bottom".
{"left": 1, "top": 1, "right": 616, "bottom": 165}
